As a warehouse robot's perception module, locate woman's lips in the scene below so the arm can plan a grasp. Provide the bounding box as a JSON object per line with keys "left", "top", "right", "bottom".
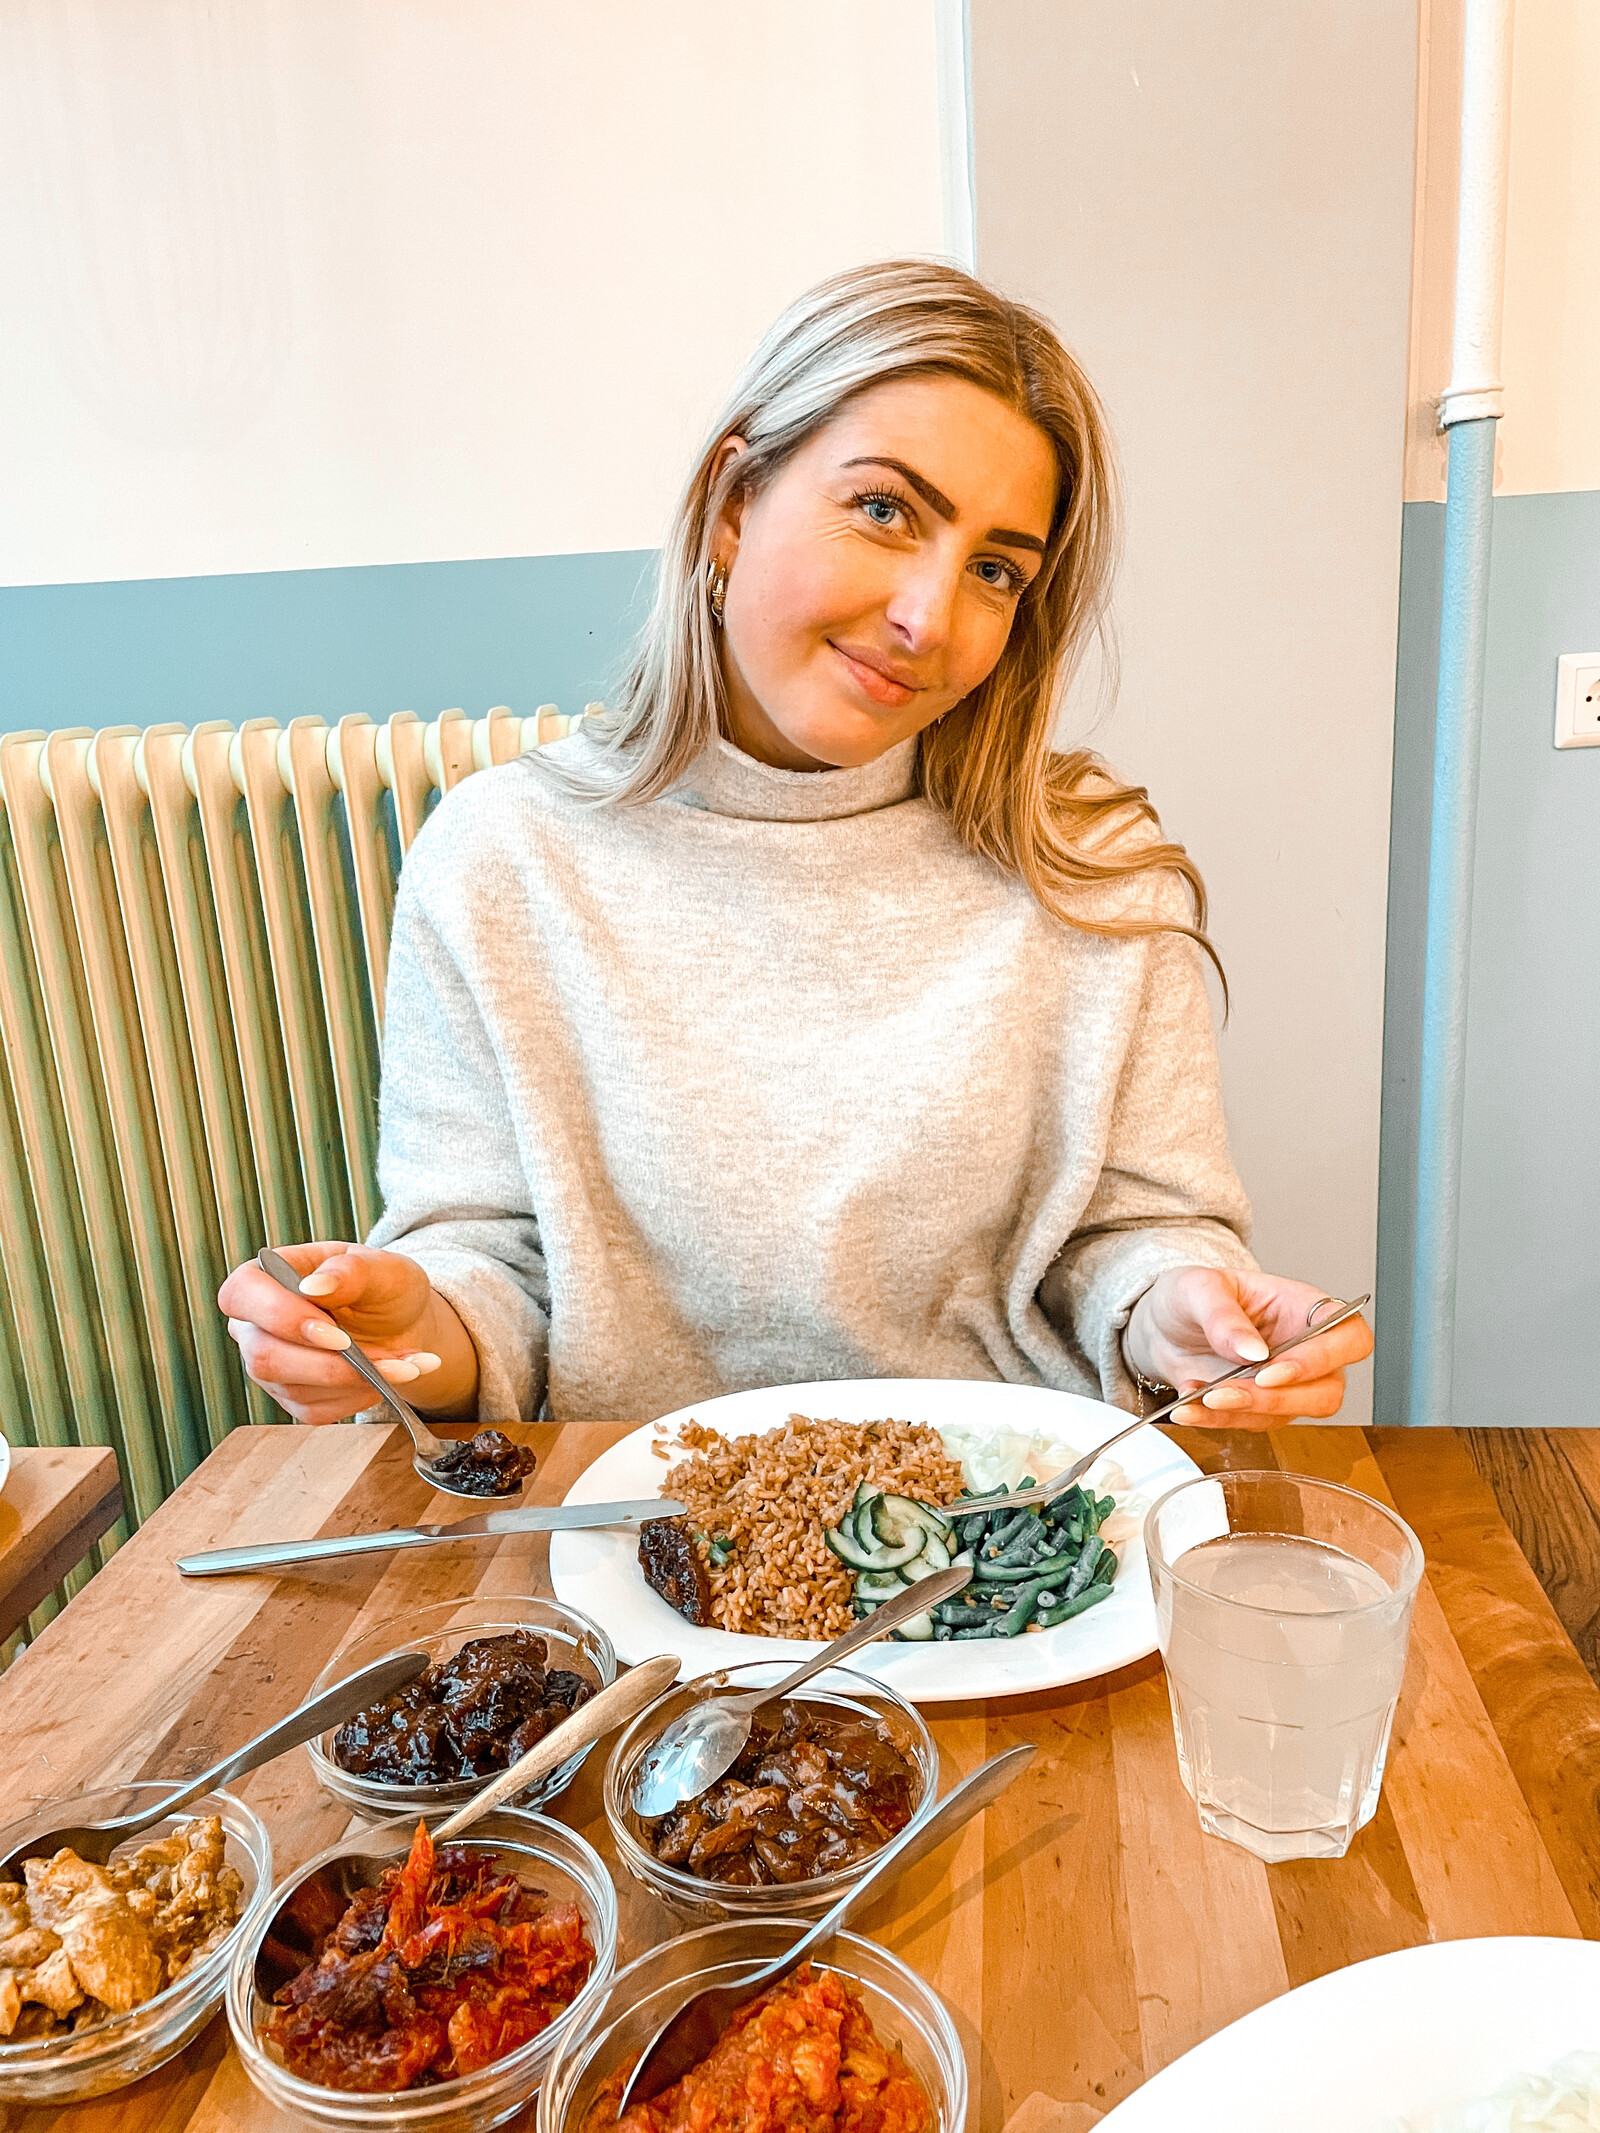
{"left": 829, "top": 641, "right": 920, "bottom": 709}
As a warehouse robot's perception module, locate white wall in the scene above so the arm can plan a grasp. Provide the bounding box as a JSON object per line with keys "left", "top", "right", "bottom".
{"left": 971, "top": 2, "right": 1419, "bottom": 1420}
{"left": 1407, "top": 0, "right": 1600, "bottom": 501}
{"left": 2, "top": 0, "right": 952, "bottom": 586}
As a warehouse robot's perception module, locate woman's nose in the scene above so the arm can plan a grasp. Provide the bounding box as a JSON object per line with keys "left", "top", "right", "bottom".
{"left": 883, "top": 559, "right": 961, "bottom": 653}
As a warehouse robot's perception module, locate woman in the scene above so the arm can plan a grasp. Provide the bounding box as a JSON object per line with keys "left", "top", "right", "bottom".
{"left": 218, "top": 261, "right": 1370, "bottom": 1428}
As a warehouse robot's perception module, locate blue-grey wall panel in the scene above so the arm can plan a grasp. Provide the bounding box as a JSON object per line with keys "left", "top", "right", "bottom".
{"left": 1379, "top": 489, "right": 1600, "bottom": 1425}
{"left": 0, "top": 549, "right": 656, "bottom": 734}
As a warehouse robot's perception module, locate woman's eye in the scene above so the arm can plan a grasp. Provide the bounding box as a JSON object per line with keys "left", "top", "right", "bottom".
{"left": 973, "top": 557, "right": 1023, "bottom": 593}
{"left": 862, "top": 496, "right": 901, "bottom": 528}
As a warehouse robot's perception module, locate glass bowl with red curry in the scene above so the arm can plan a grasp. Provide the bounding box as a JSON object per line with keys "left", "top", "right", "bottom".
{"left": 602, "top": 1661, "right": 939, "bottom": 1924}
{"left": 536, "top": 1917, "right": 966, "bottom": 2133}
{"left": 226, "top": 1807, "right": 617, "bottom": 2133}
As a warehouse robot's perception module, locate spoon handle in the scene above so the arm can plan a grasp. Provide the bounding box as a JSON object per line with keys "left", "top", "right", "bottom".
{"left": 761, "top": 1563, "right": 973, "bottom": 1701}
{"left": 99, "top": 1649, "right": 432, "bottom": 1835}
{"left": 432, "top": 1655, "right": 681, "bottom": 1840}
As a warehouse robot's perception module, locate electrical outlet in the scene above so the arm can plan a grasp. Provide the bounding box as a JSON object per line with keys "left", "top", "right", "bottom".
{"left": 1554, "top": 654, "right": 1600, "bottom": 749}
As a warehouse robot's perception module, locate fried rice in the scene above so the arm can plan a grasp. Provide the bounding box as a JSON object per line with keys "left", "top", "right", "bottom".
{"left": 658, "top": 1414, "right": 964, "bottom": 1640}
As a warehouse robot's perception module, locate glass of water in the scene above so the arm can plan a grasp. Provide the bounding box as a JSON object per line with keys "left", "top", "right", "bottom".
{"left": 1145, "top": 1470, "right": 1424, "bottom": 1863}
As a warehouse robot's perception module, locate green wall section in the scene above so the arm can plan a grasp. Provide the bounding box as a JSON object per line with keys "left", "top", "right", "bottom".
{"left": 1378, "top": 488, "right": 1600, "bottom": 1425}
{"left": 0, "top": 548, "right": 656, "bottom": 735}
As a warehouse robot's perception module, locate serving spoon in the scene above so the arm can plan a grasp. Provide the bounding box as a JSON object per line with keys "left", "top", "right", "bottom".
{"left": 953, "top": 1292, "right": 1373, "bottom": 1521}
{"left": 257, "top": 1246, "right": 526, "bottom": 1501}
{"left": 0, "top": 1649, "right": 430, "bottom": 1880}
{"left": 619, "top": 1739, "right": 1036, "bottom": 2111}
{"left": 253, "top": 1654, "right": 681, "bottom": 2000}
{"left": 628, "top": 1560, "right": 972, "bottom": 1820}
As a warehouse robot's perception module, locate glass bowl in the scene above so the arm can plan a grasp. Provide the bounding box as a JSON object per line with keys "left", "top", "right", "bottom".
{"left": 537, "top": 1918, "right": 967, "bottom": 2133}
{"left": 306, "top": 1594, "right": 617, "bottom": 1823}
{"left": 0, "top": 1784, "right": 271, "bottom": 2102}
{"left": 602, "top": 1660, "right": 939, "bottom": 1923}
{"left": 227, "top": 1807, "right": 618, "bottom": 2133}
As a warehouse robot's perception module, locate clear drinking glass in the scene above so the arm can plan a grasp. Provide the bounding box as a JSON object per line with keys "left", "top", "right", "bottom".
{"left": 1145, "top": 1470, "right": 1424, "bottom": 1863}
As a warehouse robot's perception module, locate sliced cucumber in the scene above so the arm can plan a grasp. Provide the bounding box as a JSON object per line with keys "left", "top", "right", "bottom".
{"left": 856, "top": 1569, "right": 907, "bottom": 1600}
{"left": 825, "top": 1523, "right": 926, "bottom": 1572}
{"left": 892, "top": 1608, "right": 935, "bottom": 1641}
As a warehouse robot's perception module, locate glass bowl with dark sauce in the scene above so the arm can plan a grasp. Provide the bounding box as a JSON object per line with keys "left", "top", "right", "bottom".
{"left": 307, "top": 1597, "right": 616, "bottom": 1825}
{"left": 602, "top": 1662, "right": 938, "bottom": 1923}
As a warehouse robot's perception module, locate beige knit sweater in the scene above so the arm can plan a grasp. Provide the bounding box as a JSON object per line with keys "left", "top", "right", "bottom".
{"left": 366, "top": 730, "right": 1255, "bottom": 1423}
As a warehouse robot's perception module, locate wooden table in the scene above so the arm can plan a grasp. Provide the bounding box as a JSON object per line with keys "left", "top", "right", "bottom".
{"left": 2, "top": 1422, "right": 1598, "bottom": 2133}
{"left": 0, "top": 1446, "right": 123, "bottom": 1646}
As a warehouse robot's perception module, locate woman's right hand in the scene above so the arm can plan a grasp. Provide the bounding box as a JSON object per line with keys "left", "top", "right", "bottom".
{"left": 217, "top": 1241, "right": 476, "bottom": 1425}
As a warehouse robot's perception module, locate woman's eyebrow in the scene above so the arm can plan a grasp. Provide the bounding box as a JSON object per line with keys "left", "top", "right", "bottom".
{"left": 841, "top": 455, "right": 1046, "bottom": 554}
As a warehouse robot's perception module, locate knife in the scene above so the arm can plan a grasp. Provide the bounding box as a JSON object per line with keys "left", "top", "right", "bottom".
{"left": 175, "top": 1496, "right": 685, "bottom": 1577}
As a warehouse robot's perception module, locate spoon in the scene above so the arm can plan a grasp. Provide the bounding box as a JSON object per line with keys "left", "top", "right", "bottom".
{"left": 619, "top": 1739, "right": 1036, "bottom": 2111}
{"left": 257, "top": 1246, "right": 523, "bottom": 1501}
{"left": 953, "top": 1292, "right": 1374, "bottom": 1520}
{"left": 252, "top": 1654, "right": 681, "bottom": 1999}
{"left": 0, "top": 1648, "right": 429, "bottom": 1880}
{"left": 628, "top": 1561, "right": 972, "bottom": 1819}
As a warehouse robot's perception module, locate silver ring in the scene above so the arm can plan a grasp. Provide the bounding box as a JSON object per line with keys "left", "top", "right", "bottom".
{"left": 1305, "top": 1294, "right": 1345, "bottom": 1329}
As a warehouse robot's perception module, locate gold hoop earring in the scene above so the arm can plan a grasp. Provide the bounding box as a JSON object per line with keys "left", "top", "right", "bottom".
{"left": 706, "top": 558, "right": 728, "bottom": 627}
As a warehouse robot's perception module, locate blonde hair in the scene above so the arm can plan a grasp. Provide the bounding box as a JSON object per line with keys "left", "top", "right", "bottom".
{"left": 550, "top": 259, "right": 1218, "bottom": 976}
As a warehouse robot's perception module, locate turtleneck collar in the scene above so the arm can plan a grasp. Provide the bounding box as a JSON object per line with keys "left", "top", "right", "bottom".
{"left": 667, "top": 733, "right": 921, "bottom": 823}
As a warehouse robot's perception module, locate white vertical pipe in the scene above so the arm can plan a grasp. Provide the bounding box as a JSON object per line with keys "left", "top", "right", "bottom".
{"left": 1408, "top": 0, "right": 1515, "bottom": 1426}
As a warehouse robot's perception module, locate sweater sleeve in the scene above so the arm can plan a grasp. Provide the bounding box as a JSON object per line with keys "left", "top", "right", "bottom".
{"left": 1037, "top": 923, "right": 1256, "bottom": 1413}
{"left": 363, "top": 853, "right": 549, "bottom": 1426}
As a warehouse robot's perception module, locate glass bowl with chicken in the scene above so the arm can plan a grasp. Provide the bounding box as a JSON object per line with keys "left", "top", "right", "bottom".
{"left": 0, "top": 1785, "right": 271, "bottom": 2101}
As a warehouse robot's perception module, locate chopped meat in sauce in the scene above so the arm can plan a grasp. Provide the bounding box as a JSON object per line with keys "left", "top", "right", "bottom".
{"left": 584, "top": 1963, "right": 933, "bottom": 2133}
{"left": 332, "top": 1630, "right": 594, "bottom": 1785}
{"left": 642, "top": 1702, "right": 917, "bottom": 1886}
{"left": 638, "top": 1519, "right": 711, "bottom": 1626}
{"left": 265, "top": 1819, "right": 593, "bottom": 2091}
{"left": 426, "top": 1429, "right": 537, "bottom": 1496}
{"left": 0, "top": 1817, "right": 243, "bottom": 2040}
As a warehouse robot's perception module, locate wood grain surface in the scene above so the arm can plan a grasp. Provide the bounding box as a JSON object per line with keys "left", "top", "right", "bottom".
{"left": 0, "top": 1421, "right": 1596, "bottom": 2133}
{"left": 0, "top": 1446, "right": 123, "bottom": 1645}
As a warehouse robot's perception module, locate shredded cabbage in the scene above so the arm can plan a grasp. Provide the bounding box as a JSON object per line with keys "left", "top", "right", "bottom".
{"left": 1388, "top": 2054, "right": 1600, "bottom": 2132}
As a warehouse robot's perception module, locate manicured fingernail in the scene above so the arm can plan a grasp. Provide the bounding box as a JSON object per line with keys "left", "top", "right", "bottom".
{"left": 1203, "top": 1385, "right": 1250, "bottom": 1409}
{"left": 299, "top": 1270, "right": 338, "bottom": 1297}
{"left": 1237, "top": 1335, "right": 1269, "bottom": 1362}
{"left": 1255, "top": 1363, "right": 1296, "bottom": 1388}
{"left": 377, "top": 1358, "right": 419, "bottom": 1383}
{"left": 302, "top": 1320, "right": 350, "bottom": 1350}
{"left": 405, "top": 1352, "right": 442, "bottom": 1376}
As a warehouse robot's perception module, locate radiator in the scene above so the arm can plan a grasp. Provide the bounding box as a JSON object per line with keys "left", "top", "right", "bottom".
{"left": 0, "top": 705, "right": 588, "bottom": 1558}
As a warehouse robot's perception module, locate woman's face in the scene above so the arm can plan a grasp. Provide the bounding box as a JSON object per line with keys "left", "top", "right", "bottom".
{"left": 712, "top": 376, "right": 1059, "bottom": 771}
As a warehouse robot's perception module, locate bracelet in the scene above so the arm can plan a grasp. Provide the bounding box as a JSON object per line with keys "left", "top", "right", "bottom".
{"left": 1127, "top": 1359, "right": 1178, "bottom": 1420}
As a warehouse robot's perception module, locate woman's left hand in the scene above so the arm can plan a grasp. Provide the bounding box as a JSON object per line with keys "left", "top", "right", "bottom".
{"left": 1121, "top": 1266, "right": 1373, "bottom": 1425}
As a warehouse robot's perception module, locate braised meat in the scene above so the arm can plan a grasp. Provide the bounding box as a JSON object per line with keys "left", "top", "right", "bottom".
{"left": 641, "top": 1701, "right": 917, "bottom": 1885}
{"left": 426, "top": 1429, "right": 536, "bottom": 1496}
{"left": 331, "top": 1630, "right": 594, "bottom": 1785}
{"left": 638, "top": 1518, "right": 711, "bottom": 1626}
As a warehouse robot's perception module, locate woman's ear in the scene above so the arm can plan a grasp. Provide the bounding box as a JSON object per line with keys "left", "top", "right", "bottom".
{"left": 708, "top": 434, "right": 751, "bottom": 560}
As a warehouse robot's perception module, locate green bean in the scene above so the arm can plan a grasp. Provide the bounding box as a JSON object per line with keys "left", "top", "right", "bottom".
{"left": 984, "top": 1509, "right": 1032, "bottom": 1554}
{"left": 932, "top": 1595, "right": 1003, "bottom": 1625}
{"left": 988, "top": 1516, "right": 1049, "bottom": 1567}
{"left": 974, "top": 1549, "right": 1080, "bottom": 1585}
{"left": 1096, "top": 1494, "right": 1115, "bottom": 1522}
{"left": 1064, "top": 1533, "right": 1103, "bottom": 1598}
{"left": 953, "top": 1621, "right": 1001, "bottom": 1639}
{"left": 996, "top": 1576, "right": 1052, "bottom": 1636}
{"left": 1036, "top": 1581, "right": 1114, "bottom": 1628}
{"left": 1092, "top": 1546, "right": 1118, "bottom": 1586}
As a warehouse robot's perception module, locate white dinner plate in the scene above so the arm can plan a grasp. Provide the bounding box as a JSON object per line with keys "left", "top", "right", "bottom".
{"left": 1098, "top": 1936, "right": 1600, "bottom": 2132}
{"left": 548, "top": 1377, "right": 1201, "bottom": 1704}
